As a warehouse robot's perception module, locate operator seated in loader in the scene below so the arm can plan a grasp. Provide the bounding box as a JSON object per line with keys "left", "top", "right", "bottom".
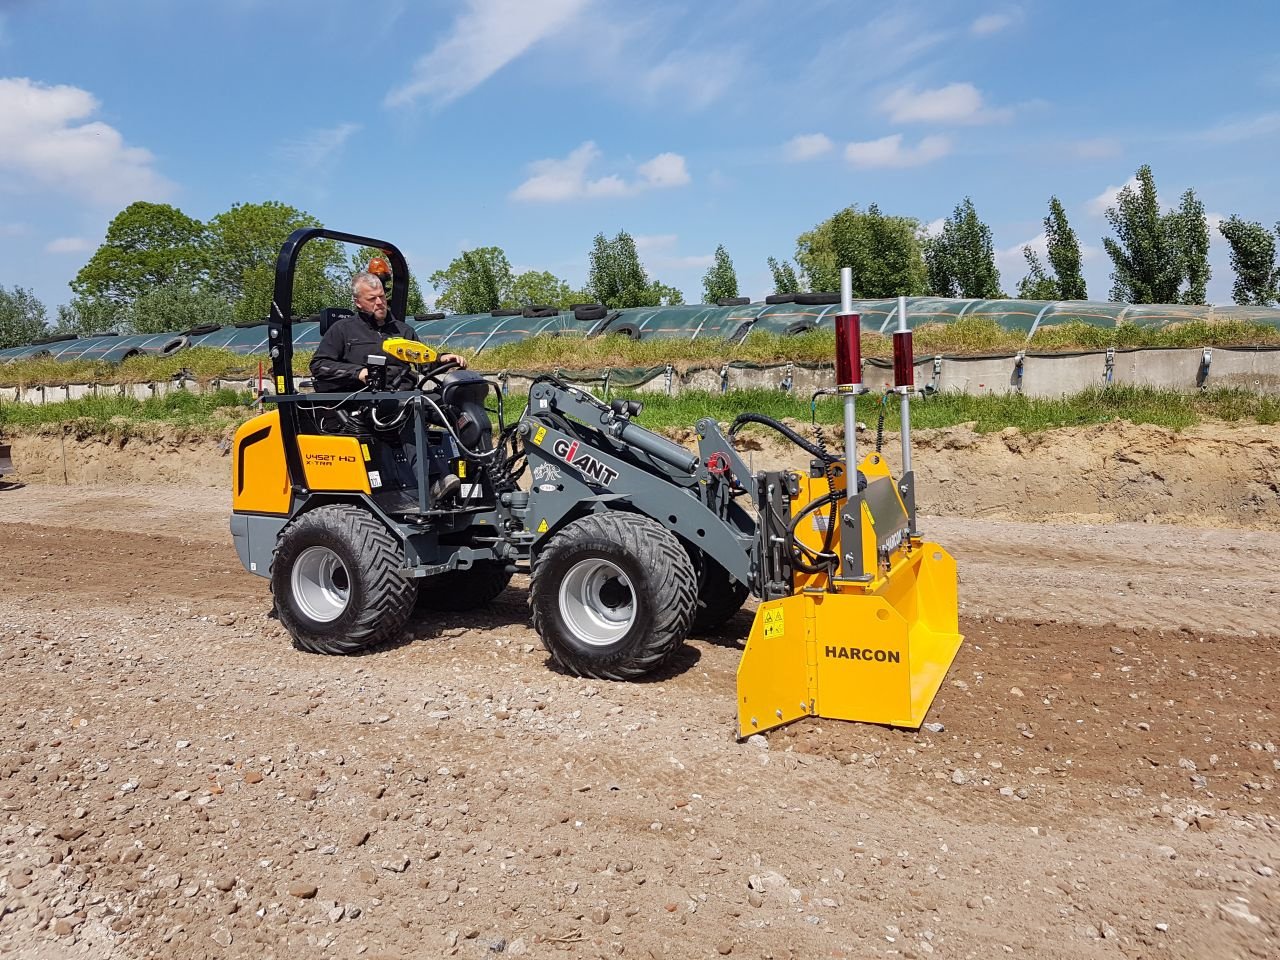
{"left": 310, "top": 269, "right": 475, "bottom": 505}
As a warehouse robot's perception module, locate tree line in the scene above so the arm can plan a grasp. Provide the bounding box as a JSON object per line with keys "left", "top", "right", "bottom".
{"left": 3, "top": 163, "right": 1280, "bottom": 350}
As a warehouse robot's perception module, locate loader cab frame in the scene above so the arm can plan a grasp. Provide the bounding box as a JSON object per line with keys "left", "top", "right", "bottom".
{"left": 266, "top": 227, "right": 411, "bottom": 497}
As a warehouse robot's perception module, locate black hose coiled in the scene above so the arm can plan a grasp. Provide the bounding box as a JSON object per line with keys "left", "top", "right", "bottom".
{"left": 729, "top": 412, "right": 839, "bottom": 464}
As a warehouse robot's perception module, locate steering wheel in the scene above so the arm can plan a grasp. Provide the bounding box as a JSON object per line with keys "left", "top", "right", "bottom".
{"left": 418, "top": 359, "right": 463, "bottom": 390}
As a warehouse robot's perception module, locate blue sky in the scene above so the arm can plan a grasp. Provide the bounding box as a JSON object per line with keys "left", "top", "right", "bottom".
{"left": 2, "top": 0, "right": 1279, "bottom": 313}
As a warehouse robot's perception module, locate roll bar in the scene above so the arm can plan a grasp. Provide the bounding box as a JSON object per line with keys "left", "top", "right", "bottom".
{"left": 268, "top": 228, "right": 410, "bottom": 395}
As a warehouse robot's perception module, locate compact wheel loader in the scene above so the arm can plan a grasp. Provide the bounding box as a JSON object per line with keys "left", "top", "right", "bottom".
{"left": 231, "top": 228, "right": 963, "bottom": 736}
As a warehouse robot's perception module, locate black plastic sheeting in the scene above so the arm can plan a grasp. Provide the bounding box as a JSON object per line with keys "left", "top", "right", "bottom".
{"left": 4, "top": 299, "right": 1279, "bottom": 364}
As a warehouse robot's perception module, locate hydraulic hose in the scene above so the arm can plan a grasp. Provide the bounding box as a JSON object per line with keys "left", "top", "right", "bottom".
{"left": 729, "top": 412, "right": 839, "bottom": 464}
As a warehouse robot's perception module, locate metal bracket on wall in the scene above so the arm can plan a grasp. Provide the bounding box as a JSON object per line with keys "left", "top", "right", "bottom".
{"left": 1104, "top": 347, "right": 1115, "bottom": 385}
{"left": 780, "top": 362, "right": 794, "bottom": 392}
{"left": 664, "top": 363, "right": 674, "bottom": 395}
{"left": 719, "top": 363, "right": 729, "bottom": 395}
{"left": 931, "top": 355, "right": 943, "bottom": 394}
{"left": 1013, "top": 351, "right": 1025, "bottom": 393}
{"left": 1197, "top": 348, "right": 1212, "bottom": 389}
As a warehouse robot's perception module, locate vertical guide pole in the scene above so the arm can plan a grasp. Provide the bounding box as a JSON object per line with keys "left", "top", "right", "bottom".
{"left": 836, "top": 267, "right": 869, "bottom": 581}
{"left": 896, "top": 295, "right": 917, "bottom": 534}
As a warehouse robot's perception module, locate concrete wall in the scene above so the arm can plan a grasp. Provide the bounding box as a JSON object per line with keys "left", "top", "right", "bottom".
{"left": 3, "top": 347, "right": 1278, "bottom": 407}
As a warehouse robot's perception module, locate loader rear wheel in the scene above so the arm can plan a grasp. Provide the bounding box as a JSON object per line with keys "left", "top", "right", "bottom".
{"left": 530, "top": 513, "right": 696, "bottom": 680}
{"left": 692, "top": 555, "right": 749, "bottom": 632}
{"left": 416, "top": 560, "right": 513, "bottom": 613}
{"left": 272, "top": 504, "right": 415, "bottom": 655}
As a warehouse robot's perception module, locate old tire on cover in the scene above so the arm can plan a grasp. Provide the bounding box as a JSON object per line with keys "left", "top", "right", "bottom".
{"left": 690, "top": 552, "right": 749, "bottom": 632}
{"left": 272, "top": 504, "right": 416, "bottom": 655}
{"left": 416, "top": 560, "right": 513, "bottom": 613}
{"left": 530, "top": 512, "right": 696, "bottom": 680}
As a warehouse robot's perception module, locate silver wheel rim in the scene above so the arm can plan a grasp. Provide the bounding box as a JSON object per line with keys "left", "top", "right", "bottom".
{"left": 559, "top": 557, "right": 635, "bottom": 646}
{"left": 291, "top": 545, "right": 351, "bottom": 623}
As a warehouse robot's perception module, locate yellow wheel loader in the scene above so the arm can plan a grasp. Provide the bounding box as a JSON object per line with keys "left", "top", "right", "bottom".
{"left": 231, "top": 230, "right": 962, "bottom": 735}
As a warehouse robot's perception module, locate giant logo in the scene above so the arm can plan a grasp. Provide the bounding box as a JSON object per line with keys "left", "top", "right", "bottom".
{"left": 552, "top": 438, "right": 619, "bottom": 486}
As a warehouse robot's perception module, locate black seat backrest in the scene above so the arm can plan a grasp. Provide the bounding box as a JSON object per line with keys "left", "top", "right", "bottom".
{"left": 318, "top": 307, "right": 355, "bottom": 336}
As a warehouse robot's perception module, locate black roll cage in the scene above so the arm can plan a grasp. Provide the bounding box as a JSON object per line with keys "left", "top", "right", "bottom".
{"left": 265, "top": 227, "right": 412, "bottom": 497}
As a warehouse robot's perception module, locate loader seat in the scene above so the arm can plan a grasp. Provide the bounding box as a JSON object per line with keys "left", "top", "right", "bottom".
{"left": 317, "top": 307, "right": 355, "bottom": 336}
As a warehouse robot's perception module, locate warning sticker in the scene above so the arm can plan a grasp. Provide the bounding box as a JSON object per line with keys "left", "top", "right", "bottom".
{"left": 762, "top": 606, "right": 785, "bottom": 639}
{"left": 533, "top": 426, "right": 547, "bottom": 446}
{"left": 536, "top": 518, "right": 548, "bottom": 533}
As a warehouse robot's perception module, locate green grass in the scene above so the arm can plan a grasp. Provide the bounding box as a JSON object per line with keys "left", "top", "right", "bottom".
{"left": 4, "top": 317, "right": 1278, "bottom": 388}
{"left": 5, "top": 385, "right": 1274, "bottom": 441}
{"left": 613, "top": 385, "right": 1280, "bottom": 434}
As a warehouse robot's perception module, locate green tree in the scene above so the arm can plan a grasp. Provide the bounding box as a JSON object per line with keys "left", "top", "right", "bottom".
{"left": 0, "top": 286, "right": 47, "bottom": 348}
{"left": 925, "top": 198, "right": 1003, "bottom": 298}
{"left": 1177, "top": 189, "right": 1211, "bottom": 305}
{"left": 767, "top": 256, "right": 800, "bottom": 294}
{"left": 646, "top": 281, "right": 685, "bottom": 306}
{"left": 702, "top": 245, "right": 739, "bottom": 302}
{"left": 350, "top": 246, "right": 426, "bottom": 314}
{"left": 430, "top": 247, "right": 513, "bottom": 314}
{"left": 1218, "top": 217, "right": 1280, "bottom": 305}
{"left": 585, "top": 231, "right": 682, "bottom": 308}
{"left": 1044, "top": 197, "right": 1087, "bottom": 300}
{"left": 1016, "top": 248, "right": 1058, "bottom": 300}
{"left": 71, "top": 202, "right": 207, "bottom": 307}
{"left": 205, "top": 201, "right": 346, "bottom": 322}
{"left": 53, "top": 297, "right": 124, "bottom": 336}
{"left": 1101, "top": 165, "right": 1210, "bottom": 304}
{"left": 509, "top": 270, "right": 579, "bottom": 309}
{"left": 796, "top": 205, "right": 927, "bottom": 297}
{"left": 124, "top": 286, "right": 236, "bottom": 334}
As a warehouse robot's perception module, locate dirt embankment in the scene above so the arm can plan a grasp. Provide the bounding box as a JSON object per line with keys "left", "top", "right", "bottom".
{"left": 6, "top": 419, "right": 1277, "bottom": 528}
{"left": 21, "top": 418, "right": 1258, "bottom": 522}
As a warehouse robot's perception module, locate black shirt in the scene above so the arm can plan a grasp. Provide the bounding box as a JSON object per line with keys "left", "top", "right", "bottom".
{"left": 310, "top": 310, "right": 418, "bottom": 392}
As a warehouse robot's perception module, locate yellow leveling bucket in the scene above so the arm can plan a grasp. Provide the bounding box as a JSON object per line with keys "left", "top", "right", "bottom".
{"left": 736, "top": 456, "right": 963, "bottom": 737}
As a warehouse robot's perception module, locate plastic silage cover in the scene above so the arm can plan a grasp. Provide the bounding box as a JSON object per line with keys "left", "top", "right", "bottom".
{"left": 408, "top": 312, "right": 586, "bottom": 352}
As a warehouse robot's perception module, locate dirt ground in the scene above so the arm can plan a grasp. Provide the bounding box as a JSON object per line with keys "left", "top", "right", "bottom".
{"left": 1, "top": 425, "right": 1278, "bottom": 959}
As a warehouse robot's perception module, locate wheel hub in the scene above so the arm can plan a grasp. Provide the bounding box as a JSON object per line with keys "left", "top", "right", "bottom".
{"left": 559, "top": 557, "right": 635, "bottom": 646}
{"left": 291, "top": 545, "right": 351, "bottom": 623}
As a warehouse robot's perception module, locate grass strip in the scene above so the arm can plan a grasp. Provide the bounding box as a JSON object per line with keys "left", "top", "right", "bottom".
{"left": 3, "top": 385, "right": 1276, "bottom": 440}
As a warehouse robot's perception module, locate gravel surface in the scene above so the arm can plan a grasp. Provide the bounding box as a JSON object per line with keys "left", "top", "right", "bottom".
{"left": 0, "top": 481, "right": 1276, "bottom": 959}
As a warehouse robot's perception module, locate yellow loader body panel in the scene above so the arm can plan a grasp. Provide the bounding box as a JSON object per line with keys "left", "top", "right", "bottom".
{"left": 231, "top": 410, "right": 291, "bottom": 515}
{"left": 298, "top": 435, "right": 371, "bottom": 494}
{"left": 737, "top": 453, "right": 962, "bottom": 736}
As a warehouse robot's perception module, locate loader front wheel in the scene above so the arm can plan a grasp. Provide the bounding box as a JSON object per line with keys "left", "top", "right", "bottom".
{"left": 530, "top": 513, "right": 696, "bottom": 680}
{"left": 272, "top": 504, "right": 416, "bottom": 655}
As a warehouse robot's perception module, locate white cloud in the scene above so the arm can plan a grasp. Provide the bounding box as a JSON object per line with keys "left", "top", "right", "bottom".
{"left": 920, "top": 217, "right": 946, "bottom": 237}
{"left": 970, "top": 11, "right": 1022, "bottom": 37}
{"left": 1191, "top": 112, "right": 1280, "bottom": 144}
{"left": 44, "top": 236, "right": 91, "bottom": 254}
{"left": 881, "top": 82, "right": 1012, "bottom": 125}
{"left": 635, "top": 47, "right": 743, "bottom": 111}
{"left": 634, "top": 234, "right": 678, "bottom": 252}
{"left": 997, "top": 232, "right": 1046, "bottom": 274}
{"left": 637, "top": 152, "right": 690, "bottom": 188}
{"left": 278, "top": 122, "right": 360, "bottom": 170}
{"left": 385, "top": 0, "right": 590, "bottom": 107}
{"left": 783, "top": 133, "right": 834, "bottom": 162}
{"left": 511, "top": 141, "right": 691, "bottom": 202}
{"left": 844, "top": 134, "right": 950, "bottom": 169}
{"left": 0, "top": 77, "right": 173, "bottom": 205}
{"left": 1086, "top": 175, "right": 1139, "bottom": 217}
